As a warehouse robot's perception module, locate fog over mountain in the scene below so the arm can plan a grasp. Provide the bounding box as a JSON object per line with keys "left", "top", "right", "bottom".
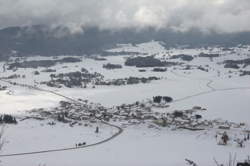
{"left": 0, "top": 0, "right": 250, "bottom": 56}
{"left": 0, "top": 0, "right": 250, "bottom": 33}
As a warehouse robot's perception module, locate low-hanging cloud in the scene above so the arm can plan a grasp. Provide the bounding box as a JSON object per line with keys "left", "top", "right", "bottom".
{"left": 0, "top": 0, "right": 250, "bottom": 33}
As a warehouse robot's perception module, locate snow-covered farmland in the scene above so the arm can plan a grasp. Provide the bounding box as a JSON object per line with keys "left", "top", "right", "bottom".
{"left": 0, "top": 41, "right": 250, "bottom": 166}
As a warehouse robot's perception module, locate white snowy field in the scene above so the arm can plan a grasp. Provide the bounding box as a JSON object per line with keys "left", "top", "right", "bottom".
{"left": 0, "top": 41, "right": 250, "bottom": 165}
{"left": 1, "top": 127, "right": 250, "bottom": 166}
{"left": 0, "top": 88, "right": 64, "bottom": 114}
{"left": 2, "top": 120, "right": 114, "bottom": 154}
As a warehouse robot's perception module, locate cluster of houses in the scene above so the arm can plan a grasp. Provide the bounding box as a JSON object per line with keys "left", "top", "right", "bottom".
{"left": 41, "top": 69, "right": 104, "bottom": 88}
{"left": 39, "top": 67, "right": 160, "bottom": 88}
{"left": 27, "top": 96, "right": 247, "bottom": 136}
{"left": 24, "top": 94, "right": 250, "bottom": 150}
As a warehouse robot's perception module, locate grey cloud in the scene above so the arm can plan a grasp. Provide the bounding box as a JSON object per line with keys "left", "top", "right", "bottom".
{"left": 0, "top": 0, "right": 249, "bottom": 33}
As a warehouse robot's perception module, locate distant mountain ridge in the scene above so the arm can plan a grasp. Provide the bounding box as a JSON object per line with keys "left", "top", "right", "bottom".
{"left": 0, "top": 25, "right": 250, "bottom": 58}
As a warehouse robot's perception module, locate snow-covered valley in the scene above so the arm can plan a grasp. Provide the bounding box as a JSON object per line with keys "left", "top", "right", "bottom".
{"left": 0, "top": 41, "right": 250, "bottom": 166}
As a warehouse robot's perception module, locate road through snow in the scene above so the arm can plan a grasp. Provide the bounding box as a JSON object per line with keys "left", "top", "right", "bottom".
{"left": 1, "top": 74, "right": 250, "bottom": 157}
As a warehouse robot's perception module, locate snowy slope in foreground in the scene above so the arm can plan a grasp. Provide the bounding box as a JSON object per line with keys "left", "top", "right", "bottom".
{"left": 2, "top": 127, "right": 250, "bottom": 166}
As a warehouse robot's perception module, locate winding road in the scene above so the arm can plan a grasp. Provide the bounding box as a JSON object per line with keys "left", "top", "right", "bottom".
{"left": 0, "top": 71, "right": 250, "bottom": 157}
{"left": 170, "top": 70, "right": 250, "bottom": 103}
{"left": 0, "top": 78, "right": 123, "bottom": 157}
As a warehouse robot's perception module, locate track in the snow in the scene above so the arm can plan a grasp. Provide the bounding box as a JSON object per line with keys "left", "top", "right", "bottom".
{"left": 0, "top": 79, "right": 123, "bottom": 157}
{"left": 1, "top": 73, "right": 250, "bottom": 157}
{"left": 170, "top": 70, "right": 250, "bottom": 103}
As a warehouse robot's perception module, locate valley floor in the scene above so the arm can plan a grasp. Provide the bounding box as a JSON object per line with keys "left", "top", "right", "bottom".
{"left": 0, "top": 42, "right": 250, "bottom": 166}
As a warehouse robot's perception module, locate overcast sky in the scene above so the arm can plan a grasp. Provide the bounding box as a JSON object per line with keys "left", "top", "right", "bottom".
{"left": 0, "top": 0, "right": 249, "bottom": 33}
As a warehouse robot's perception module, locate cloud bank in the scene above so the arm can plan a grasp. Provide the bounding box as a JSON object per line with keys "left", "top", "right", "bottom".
{"left": 0, "top": 0, "right": 250, "bottom": 33}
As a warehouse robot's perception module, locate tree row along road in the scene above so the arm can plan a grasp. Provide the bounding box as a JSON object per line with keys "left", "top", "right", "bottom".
{"left": 0, "top": 78, "right": 123, "bottom": 157}
{"left": 1, "top": 75, "right": 250, "bottom": 157}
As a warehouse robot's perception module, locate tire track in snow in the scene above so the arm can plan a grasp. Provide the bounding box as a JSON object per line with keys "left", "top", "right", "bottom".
{"left": 0, "top": 78, "right": 123, "bottom": 157}
{"left": 170, "top": 70, "right": 250, "bottom": 103}
{"left": 1, "top": 74, "right": 250, "bottom": 157}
